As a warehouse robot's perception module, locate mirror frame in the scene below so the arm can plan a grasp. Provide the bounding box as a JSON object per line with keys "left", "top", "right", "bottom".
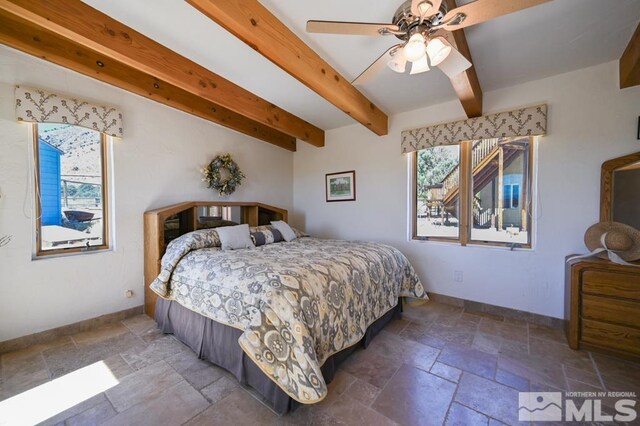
{"left": 600, "top": 151, "right": 640, "bottom": 222}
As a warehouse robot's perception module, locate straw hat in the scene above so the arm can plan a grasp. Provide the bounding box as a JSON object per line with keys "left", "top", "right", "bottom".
{"left": 584, "top": 222, "right": 640, "bottom": 262}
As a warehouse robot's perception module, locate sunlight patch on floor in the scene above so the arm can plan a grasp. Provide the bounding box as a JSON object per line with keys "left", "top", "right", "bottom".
{"left": 0, "top": 361, "right": 119, "bottom": 426}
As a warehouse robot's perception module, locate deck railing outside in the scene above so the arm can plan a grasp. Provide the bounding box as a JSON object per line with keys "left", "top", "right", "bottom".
{"left": 472, "top": 138, "right": 499, "bottom": 169}
{"left": 473, "top": 208, "right": 493, "bottom": 228}
{"left": 439, "top": 138, "right": 500, "bottom": 201}
{"left": 61, "top": 177, "right": 102, "bottom": 210}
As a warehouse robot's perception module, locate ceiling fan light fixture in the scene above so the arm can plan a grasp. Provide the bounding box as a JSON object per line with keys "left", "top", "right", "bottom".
{"left": 410, "top": 55, "right": 430, "bottom": 74}
{"left": 404, "top": 33, "right": 427, "bottom": 62}
{"left": 426, "top": 36, "right": 452, "bottom": 66}
{"left": 387, "top": 49, "right": 407, "bottom": 73}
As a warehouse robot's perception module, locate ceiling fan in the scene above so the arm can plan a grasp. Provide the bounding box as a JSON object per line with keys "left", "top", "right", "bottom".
{"left": 306, "top": 0, "right": 550, "bottom": 85}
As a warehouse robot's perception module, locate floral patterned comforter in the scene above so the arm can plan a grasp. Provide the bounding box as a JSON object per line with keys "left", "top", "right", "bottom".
{"left": 150, "top": 229, "right": 426, "bottom": 403}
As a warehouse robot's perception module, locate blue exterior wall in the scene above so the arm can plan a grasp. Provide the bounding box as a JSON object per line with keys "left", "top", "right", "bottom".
{"left": 39, "top": 140, "right": 62, "bottom": 226}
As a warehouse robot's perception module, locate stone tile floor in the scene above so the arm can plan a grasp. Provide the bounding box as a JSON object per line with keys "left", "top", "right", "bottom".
{"left": 1, "top": 301, "right": 638, "bottom": 425}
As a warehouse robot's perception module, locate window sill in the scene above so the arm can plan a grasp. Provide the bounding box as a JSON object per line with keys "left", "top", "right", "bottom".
{"left": 32, "top": 247, "right": 113, "bottom": 261}
{"left": 409, "top": 238, "right": 534, "bottom": 251}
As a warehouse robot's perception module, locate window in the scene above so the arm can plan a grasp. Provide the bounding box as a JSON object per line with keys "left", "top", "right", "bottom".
{"left": 413, "top": 136, "right": 534, "bottom": 247}
{"left": 33, "top": 124, "right": 110, "bottom": 256}
{"left": 511, "top": 185, "right": 520, "bottom": 208}
{"left": 416, "top": 145, "right": 460, "bottom": 239}
{"left": 503, "top": 185, "right": 513, "bottom": 208}
{"left": 501, "top": 184, "right": 520, "bottom": 209}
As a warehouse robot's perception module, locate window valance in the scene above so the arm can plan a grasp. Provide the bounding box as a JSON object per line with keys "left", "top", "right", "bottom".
{"left": 15, "top": 86, "right": 124, "bottom": 138}
{"left": 401, "top": 104, "right": 547, "bottom": 154}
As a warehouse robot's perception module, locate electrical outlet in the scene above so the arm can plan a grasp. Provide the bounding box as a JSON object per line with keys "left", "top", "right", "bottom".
{"left": 125, "top": 290, "right": 134, "bottom": 298}
{"left": 454, "top": 270, "right": 463, "bottom": 283}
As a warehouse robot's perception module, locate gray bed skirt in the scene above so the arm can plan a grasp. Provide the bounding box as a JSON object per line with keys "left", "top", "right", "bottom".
{"left": 155, "top": 297, "right": 403, "bottom": 415}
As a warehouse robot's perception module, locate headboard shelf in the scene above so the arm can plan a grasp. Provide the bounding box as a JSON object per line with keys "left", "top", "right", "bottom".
{"left": 144, "top": 201, "right": 288, "bottom": 317}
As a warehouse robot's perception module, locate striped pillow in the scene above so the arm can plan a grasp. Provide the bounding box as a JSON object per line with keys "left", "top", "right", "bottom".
{"left": 250, "top": 227, "right": 284, "bottom": 247}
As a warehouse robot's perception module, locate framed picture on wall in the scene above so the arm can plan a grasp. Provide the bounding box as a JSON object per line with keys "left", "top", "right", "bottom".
{"left": 326, "top": 170, "right": 356, "bottom": 202}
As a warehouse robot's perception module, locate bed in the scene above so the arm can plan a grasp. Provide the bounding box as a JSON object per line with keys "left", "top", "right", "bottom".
{"left": 144, "top": 202, "right": 426, "bottom": 414}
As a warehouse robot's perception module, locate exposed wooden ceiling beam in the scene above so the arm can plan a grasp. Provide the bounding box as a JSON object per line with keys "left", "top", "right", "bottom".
{"left": 446, "top": 30, "right": 483, "bottom": 118}
{"left": 443, "top": 0, "right": 483, "bottom": 118}
{"left": 187, "top": 0, "right": 389, "bottom": 136}
{"left": 620, "top": 21, "right": 640, "bottom": 89}
{"left": 0, "top": 0, "right": 323, "bottom": 147}
{"left": 0, "top": 11, "right": 296, "bottom": 151}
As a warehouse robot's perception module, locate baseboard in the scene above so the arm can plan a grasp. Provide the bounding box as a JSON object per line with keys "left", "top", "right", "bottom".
{"left": 427, "top": 292, "right": 565, "bottom": 330}
{"left": 0, "top": 305, "right": 144, "bottom": 354}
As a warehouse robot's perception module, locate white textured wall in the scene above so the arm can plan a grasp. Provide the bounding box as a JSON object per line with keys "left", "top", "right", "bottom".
{"left": 0, "top": 46, "right": 293, "bottom": 341}
{"left": 292, "top": 61, "right": 640, "bottom": 319}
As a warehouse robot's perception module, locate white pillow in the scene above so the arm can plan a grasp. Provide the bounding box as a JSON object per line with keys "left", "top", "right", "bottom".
{"left": 216, "top": 224, "right": 254, "bottom": 250}
{"left": 270, "top": 221, "right": 297, "bottom": 242}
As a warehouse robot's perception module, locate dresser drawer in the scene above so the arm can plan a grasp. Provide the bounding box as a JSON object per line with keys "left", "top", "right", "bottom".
{"left": 582, "top": 294, "right": 640, "bottom": 328}
{"left": 581, "top": 319, "right": 640, "bottom": 356}
{"left": 582, "top": 270, "right": 640, "bottom": 301}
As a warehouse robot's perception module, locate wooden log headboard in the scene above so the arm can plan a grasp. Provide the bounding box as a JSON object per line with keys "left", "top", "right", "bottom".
{"left": 144, "top": 201, "right": 288, "bottom": 317}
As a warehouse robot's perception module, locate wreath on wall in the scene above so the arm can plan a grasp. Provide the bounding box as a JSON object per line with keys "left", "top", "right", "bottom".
{"left": 201, "top": 153, "right": 245, "bottom": 196}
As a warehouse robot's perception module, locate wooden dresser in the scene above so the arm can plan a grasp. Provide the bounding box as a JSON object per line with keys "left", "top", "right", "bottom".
{"left": 565, "top": 257, "right": 640, "bottom": 361}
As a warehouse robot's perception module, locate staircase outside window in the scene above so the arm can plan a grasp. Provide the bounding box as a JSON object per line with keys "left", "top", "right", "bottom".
{"left": 413, "top": 136, "right": 534, "bottom": 247}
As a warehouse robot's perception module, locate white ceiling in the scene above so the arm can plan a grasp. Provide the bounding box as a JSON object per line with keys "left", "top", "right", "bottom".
{"left": 82, "top": 0, "right": 639, "bottom": 131}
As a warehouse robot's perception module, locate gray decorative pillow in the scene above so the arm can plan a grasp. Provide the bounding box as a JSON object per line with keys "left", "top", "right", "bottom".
{"left": 271, "top": 220, "right": 297, "bottom": 242}
{"left": 216, "top": 224, "right": 254, "bottom": 250}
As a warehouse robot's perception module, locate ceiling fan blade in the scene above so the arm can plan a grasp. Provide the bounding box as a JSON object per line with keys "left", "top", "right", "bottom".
{"left": 442, "top": 0, "right": 551, "bottom": 30}
{"left": 411, "top": 0, "right": 443, "bottom": 23}
{"left": 437, "top": 44, "right": 472, "bottom": 78}
{"left": 306, "top": 20, "right": 400, "bottom": 36}
{"left": 352, "top": 45, "right": 401, "bottom": 85}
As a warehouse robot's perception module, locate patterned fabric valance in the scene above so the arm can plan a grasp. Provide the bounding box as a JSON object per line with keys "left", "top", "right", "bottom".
{"left": 15, "top": 86, "right": 124, "bottom": 138}
{"left": 401, "top": 104, "right": 547, "bottom": 154}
